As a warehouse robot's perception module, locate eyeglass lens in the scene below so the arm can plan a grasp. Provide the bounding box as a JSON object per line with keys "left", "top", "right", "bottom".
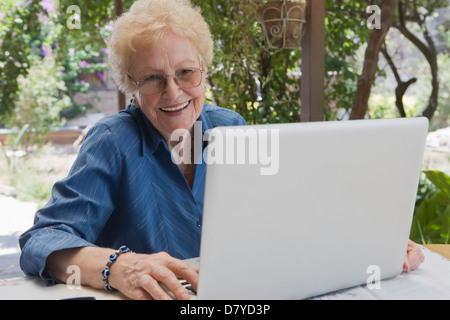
{"left": 140, "top": 67, "right": 202, "bottom": 95}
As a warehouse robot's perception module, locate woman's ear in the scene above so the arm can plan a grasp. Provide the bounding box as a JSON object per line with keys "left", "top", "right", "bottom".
{"left": 132, "top": 93, "right": 140, "bottom": 108}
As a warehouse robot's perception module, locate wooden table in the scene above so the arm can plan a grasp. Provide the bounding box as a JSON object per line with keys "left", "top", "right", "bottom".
{"left": 423, "top": 244, "right": 450, "bottom": 259}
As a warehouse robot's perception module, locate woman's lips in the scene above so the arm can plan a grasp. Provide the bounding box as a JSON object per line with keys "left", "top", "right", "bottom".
{"left": 160, "top": 101, "right": 190, "bottom": 113}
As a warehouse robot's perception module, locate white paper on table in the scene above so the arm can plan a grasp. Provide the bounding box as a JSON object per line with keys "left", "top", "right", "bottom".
{"left": 312, "top": 246, "right": 450, "bottom": 300}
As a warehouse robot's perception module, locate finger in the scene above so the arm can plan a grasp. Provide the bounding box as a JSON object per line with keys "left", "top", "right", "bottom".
{"left": 167, "top": 259, "right": 199, "bottom": 292}
{"left": 403, "top": 258, "right": 410, "bottom": 272}
{"left": 149, "top": 265, "right": 192, "bottom": 300}
{"left": 162, "top": 279, "right": 192, "bottom": 300}
{"left": 410, "top": 247, "right": 425, "bottom": 270}
{"left": 128, "top": 287, "right": 154, "bottom": 300}
{"left": 138, "top": 274, "right": 174, "bottom": 300}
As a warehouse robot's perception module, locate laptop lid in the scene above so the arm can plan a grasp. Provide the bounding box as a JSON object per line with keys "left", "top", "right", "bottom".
{"left": 197, "top": 117, "right": 429, "bottom": 300}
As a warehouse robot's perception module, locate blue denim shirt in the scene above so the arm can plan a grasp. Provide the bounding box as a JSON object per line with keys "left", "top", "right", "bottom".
{"left": 19, "top": 103, "right": 246, "bottom": 280}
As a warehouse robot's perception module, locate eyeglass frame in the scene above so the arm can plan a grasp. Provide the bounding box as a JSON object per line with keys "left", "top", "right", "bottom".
{"left": 128, "top": 67, "right": 204, "bottom": 96}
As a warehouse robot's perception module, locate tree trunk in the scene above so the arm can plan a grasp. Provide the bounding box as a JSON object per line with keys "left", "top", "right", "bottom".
{"left": 350, "top": 0, "right": 398, "bottom": 120}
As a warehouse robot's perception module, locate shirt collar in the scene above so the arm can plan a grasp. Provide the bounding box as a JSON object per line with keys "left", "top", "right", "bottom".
{"left": 121, "top": 102, "right": 164, "bottom": 156}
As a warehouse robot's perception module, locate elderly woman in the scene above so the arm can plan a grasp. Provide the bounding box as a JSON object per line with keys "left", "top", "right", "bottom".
{"left": 19, "top": 0, "right": 423, "bottom": 300}
{"left": 20, "top": 0, "right": 245, "bottom": 300}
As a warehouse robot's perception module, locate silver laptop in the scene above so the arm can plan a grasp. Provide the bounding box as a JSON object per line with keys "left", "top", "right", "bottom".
{"left": 191, "top": 117, "right": 428, "bottom": 300}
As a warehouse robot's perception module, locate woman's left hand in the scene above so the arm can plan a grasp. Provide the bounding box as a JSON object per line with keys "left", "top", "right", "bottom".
{"left": 403, "top": 240, "right": 424, "bottom": 272}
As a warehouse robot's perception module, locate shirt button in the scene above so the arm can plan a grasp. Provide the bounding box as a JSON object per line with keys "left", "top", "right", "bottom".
{"left": 197, "top": 221, "right": 201, "bottom": 228}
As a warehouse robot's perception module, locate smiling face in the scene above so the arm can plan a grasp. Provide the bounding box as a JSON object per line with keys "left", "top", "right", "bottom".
{"left": 129, "top": 32, "right": 205, "bottom": 144}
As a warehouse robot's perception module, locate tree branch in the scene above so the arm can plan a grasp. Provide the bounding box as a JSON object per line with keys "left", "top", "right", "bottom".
{"left": 393, "top": 0, "right": 439, "bottom": 120}
{"left": 350, "top": 0, "right": 398, "bottom": 120}
{"left": 380, "top": 44, "right": 417, "bottom": 118}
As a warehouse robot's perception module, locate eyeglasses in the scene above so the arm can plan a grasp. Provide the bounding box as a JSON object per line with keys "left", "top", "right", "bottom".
{"left": 129, "top": 67, "right": 204, "bottom": 96}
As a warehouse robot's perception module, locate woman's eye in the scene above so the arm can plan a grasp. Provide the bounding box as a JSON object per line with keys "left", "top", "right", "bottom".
{"left": 146, "top": 74, "right": 164, "bottom": 82}
{"left": 177, "top": 69, "right": 193, "bottom": 76}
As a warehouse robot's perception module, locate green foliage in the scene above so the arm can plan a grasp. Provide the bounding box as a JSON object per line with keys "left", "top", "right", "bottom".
{"left": 368, "top": 93, "right": 421, "bottom": 119}
{"left": 324, "top": 0, "right": 370, "bottom": 117}
{"left": 0, "top": 0, "right": 117, "bottom": 125}
{"left": 36, "top": 0, "right": 112, "bottom": 118}
{"left": 60, "top": 41, "right": 108, "bottom": 108}
{"left": 410, "top": 170, "right": 450, "bottom": 244}
{"left": 5, "top": 53, "right": 72, "bottom": 150}
{"left": 413, "top": 51, "right": 450, "bottom": 130}
{"left": 196, "top": 0, "right": 302, "bottom": 124}
{"left": 196, "top": 0, "right": 372, "bottom": 124}
{"left": 0, "top": 0, "right": 42, "bottom": 121}
{"left": 1, "top": 0, "right": 448, "bottom": 129}
{"left": 14, "top": 168, "right": 54, "bottom": 207}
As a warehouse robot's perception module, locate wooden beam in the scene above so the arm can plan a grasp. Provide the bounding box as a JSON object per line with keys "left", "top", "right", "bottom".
{"left": 114, "top": 0, "right": 127, "bottom": 111}
{"left": 300, "top": 0, "right": 325, "bottom": 122}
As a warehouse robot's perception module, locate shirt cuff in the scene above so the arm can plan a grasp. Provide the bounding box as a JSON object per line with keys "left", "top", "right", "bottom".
{"left": 19, "top": 228, "right": 97, "bottom": 282}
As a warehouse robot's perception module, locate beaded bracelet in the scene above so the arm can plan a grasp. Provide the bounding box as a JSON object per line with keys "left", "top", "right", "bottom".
{"left": 101, "top": 245, "right": 132, "bottom": 291}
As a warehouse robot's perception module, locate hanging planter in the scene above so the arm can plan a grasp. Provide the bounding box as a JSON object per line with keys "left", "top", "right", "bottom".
{"left": 257, "top": 0, "right": 306, "bottom": 49}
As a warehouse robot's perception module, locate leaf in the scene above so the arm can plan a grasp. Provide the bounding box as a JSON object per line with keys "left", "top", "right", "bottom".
{"left": 411, "top": 184, "right": 450, "bottom": 244}
{"left": 411, "top": 192, "right": 432, "bottom": 242}
{"left": 422, "top": 217, "right": 442, "bottom": 236}
{"left": 424, "top": 170, "right": 450, "bottom": 198}
{"left": 13, "top": 123, "right": 30, "bottom": 149}
{"left": 440, "top": 204, "right": 450, "bottom": 244}
{"left": 427, "top": 190, "right": 448, "bottom": 220}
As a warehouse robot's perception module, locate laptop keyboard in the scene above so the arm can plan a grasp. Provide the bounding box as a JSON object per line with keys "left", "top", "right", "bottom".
{"left": 179, "top": 279, "right": 197, "bottom": 296}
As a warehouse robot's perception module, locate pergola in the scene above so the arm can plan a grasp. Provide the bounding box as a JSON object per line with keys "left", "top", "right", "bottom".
{"left": 300, "top": 0, "right": 325, "bottom": 122}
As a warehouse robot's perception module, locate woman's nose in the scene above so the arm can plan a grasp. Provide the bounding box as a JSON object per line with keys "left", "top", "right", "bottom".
{"left": 163, "top": 76, "right": 182, "bottom": 99}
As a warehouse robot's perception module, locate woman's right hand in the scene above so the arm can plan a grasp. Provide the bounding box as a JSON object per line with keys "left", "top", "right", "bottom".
{"left": 46, "top": 247, "right": 198, "bottom": 300}
{"left": 108, "top": 251, "right": 198, "bottom": 300}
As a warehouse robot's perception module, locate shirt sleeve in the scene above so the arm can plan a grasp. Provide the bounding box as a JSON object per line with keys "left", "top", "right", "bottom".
{"left": 19, "top": 122, "right": 123, "bottom": 281}
{"left": 204, "top": 104, "right": 248, "bottom": 128}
